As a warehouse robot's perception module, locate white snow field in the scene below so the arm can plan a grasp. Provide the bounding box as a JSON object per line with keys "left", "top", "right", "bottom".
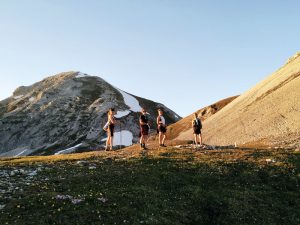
{"left": 76, "top": 72, "right": 88, "bottom": 78}
{"left": 113, "top": 130, "right": 133, "bottom": 146}
{"left": 54, "top": 143, "right": 83, "bottom": 155}
{"left": 115, "top": 110, "right": 131, "bottom": 118}
{"left": 13, "top": 95, "right": 23, "bottom": 100}
{"left": 118, "top": 89, "right": 142, "bottom": 112}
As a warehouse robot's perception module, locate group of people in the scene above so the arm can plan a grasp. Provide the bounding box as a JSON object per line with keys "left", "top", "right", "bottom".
{"left": 103, "top": 108, "right": 202, "bottom": 151}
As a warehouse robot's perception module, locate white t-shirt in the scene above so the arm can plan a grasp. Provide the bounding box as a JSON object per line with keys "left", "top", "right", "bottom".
{"left": 159, "top": 116, "right": 166, "bottom": 126}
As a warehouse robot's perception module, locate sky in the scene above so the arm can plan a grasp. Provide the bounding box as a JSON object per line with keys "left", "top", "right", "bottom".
{"left": 0, "top": 0, "right": 299, "bottom": 117}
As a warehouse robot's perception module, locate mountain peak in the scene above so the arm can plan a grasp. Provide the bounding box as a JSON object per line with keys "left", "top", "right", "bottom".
{"left": 0, "top": 72, "right": 181, "bottom": 156}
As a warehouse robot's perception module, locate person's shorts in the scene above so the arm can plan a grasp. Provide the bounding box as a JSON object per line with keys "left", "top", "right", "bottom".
{"left": 158, "top": 125, "right": 167, "bottom": 133}
{"left": 193, "top": 127, "right": 201, "bottom": 135}
{"left": 140, "top": 125, "right": 149, "bottom": 136}
{"left": 107, "top": 124, "right": 115, "bottom": 137}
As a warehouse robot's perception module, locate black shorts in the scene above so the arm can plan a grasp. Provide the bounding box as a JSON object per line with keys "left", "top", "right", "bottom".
{"left": 107, "top": 124, "right": 115, "bottom": 137}
{"left": 193, "top": 127, "right": 201, "bottom": 135}
{"left": 140, "top": 125, "right": 149, "bottom": 136}
{"left": 158, "top": 125, "right": 167, "bottom": 133}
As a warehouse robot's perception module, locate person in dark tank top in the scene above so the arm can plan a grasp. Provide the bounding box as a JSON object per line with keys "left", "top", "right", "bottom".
{"left": 139, "top": 108, "right": 150, "bottom": 150}
{"left": 192, "top": 112, "right": 202, "bottom": 149}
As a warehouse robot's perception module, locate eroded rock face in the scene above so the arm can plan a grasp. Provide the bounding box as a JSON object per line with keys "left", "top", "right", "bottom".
{"left": 0, "top": 72, "right": 181, "bottom": 156}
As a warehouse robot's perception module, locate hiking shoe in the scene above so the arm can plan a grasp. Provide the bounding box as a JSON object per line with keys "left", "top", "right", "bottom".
{"left": 141, "top": 150, "right": 148, "bottom": 157}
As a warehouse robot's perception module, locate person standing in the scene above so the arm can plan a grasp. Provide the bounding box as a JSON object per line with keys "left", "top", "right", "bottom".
{"left": 157, "top": 109, "right": 167, "bottom": 147}
{"left": 139, "top": 108, "right": 150, "bottom": 150}
{"left": 192, "top": 113, "right": 202, "bottom": 149}
{"left": 104, "top": 108, "right": 116, "bottom": 151}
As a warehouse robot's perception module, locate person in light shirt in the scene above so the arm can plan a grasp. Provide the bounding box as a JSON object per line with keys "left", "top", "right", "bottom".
{"left": 157, "top": 109, "right": 167, "bottom": 147}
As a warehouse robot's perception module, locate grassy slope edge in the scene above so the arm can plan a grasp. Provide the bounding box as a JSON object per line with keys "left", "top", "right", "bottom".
{"left": 0, "top": 147, "right": 299, "bottom": 225}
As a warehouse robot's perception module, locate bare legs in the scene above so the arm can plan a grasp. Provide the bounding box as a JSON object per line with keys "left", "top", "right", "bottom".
{"left": 140, "top": 135, "right": 148, "bottom": 149}
{"left": 199, "top": 133, "right": 202, "bottom": 146}
{"left": 194, "top": 134, "right": 203, "bottom": 149}
{"left": 105, "top": 135, "right": 113, "bottom": 151}
{"left": 159, "top": 132, "right": 166, "bottom": 147}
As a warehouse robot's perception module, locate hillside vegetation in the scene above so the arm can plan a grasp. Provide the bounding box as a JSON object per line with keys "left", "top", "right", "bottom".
{"left": 0, "top": 146, "right": 299, "bottom": 225}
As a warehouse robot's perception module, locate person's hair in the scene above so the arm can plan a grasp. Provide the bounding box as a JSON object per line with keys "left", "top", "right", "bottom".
{"left": 194, "top": 113, "right": 198, "bottom": 117}
{"left": 108, "top": 108, "right": 115, "bottom": 117}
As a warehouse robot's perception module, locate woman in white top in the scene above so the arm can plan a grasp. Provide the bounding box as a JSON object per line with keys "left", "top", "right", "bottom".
{"left": 103, "top": 108, "right": 116, "bottom": 151}
{"left": 157, "top": 109, "right": 167, "bottom": 147}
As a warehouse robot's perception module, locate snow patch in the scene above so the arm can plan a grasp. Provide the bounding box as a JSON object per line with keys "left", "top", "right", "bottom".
{"left": 101, "top": 137, "right": 108, "bottom": 142}
{"left": 15, "top": 149, "right": 28, "bottom": 157}
{"left": 115, "top": 110, "right": 131, "bottom": 118}
{"left": 13, "top": 95, "right": 23, "bottom": 100}
{"left": 76, "top": 72, "right": 88, "bottom": 78}
{"left": 29, "top": 97, "right": 35, "bottom": 102}
{"left": 174, "top": 114, "right": 179, "bottom": 119}
{"left": 0, "top": 147, "right": 32, "bottom": 157}
{"left": 54, "top": 143, "right": 83, "bottom": 155}
{"left": 118, "top": 89, "right": 142, "bottom": 112}
{"left": 113, "top": 130, "right": 133, "bottom": 146}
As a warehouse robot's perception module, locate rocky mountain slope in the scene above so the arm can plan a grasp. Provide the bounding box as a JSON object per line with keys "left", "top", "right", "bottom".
{"left": 0, "top": 72, "right": 180, "bottom": 156}
{"left": 177, "top": 52, "right": 300, "bottom": 147}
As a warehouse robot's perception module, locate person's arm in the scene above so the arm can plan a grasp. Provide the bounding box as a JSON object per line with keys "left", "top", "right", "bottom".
{"left": 103, "top": 121, "right": 109, "bottom": 130}
{"left": 140, "top": 117, "right": 146, "bottom": 125}
{"left": 157, "top": 116, "right": 160, "bottom": 125}
{"left": 109, "top": 116, "right": 116, "bottom": 124}
{"left": 199, "top": 118, "right": 202, "bottom": 129}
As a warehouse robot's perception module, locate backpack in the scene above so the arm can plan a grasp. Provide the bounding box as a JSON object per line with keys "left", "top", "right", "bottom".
{"left": 194, "top": 118, "right": 202, "bottom": 129}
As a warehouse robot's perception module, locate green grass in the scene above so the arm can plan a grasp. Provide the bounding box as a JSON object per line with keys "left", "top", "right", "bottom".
{"left": 0, "top": 148, "right": 299, "bottom": 225}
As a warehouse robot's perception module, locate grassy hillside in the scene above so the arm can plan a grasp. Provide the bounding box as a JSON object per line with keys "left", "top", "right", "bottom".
{"left": 0, "top": 146, "right": 299, "bottom": 225}
{"left": 168, "top": 96, "right": 238, "bottom": 140}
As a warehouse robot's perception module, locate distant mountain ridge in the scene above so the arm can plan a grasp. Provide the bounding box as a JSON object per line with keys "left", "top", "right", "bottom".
{"left": 0, "top": 72, "right": 181, "bottom": 156}
{"left": 167, "top": 96, "right": 238, "bottom": 139}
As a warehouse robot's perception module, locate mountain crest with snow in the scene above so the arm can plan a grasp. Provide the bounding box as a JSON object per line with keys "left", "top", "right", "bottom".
{"left": 0, "top": 71, "right": 181, "bottom": 156}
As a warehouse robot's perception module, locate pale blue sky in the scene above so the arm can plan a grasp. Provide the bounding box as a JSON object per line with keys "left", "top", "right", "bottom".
{"left": 0, "top": 0, "right": 299, "bottom": 116}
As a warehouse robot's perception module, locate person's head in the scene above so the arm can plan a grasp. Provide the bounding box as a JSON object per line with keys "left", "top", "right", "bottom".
{"left": 194, "top": 113, "right": 198, "bottom": 119}
{"left": 108, "top": 108, "right": 115, "bottom": 116}
{"left": 141, "top": 108, "right": 147, "bottom": 115}
{"left": 158, "top": 108, "right": 164, "bottom": 116}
